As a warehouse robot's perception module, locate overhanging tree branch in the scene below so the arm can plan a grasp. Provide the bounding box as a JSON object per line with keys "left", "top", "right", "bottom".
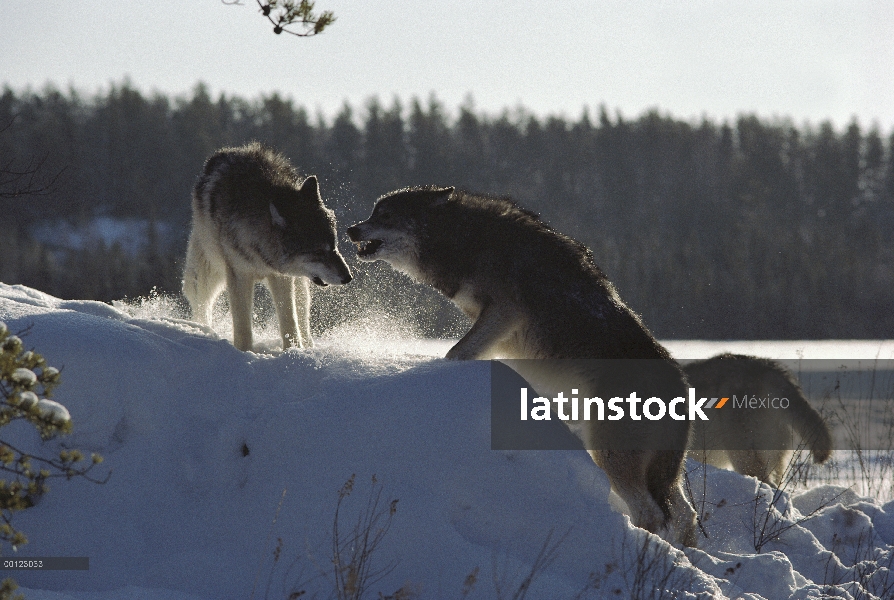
{"left": 224, "top": 0, "right": 336, "bottom": 37}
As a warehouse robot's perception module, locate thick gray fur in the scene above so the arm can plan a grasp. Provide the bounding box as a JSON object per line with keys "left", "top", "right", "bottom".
{"left": 183, "top": 142, "right": 351, "bottom": 351}
{"left": 684, "top": 353, "right": 833, "bottom": 486}
{"left": 348, "top": 187, "right": 698, "bottom": 546}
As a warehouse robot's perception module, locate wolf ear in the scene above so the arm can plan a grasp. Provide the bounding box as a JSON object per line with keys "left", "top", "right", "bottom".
{"left": 430, "top": 186, "right": 454, "bottom": 206}
{"left": 270, "top": 202, "right": 288, "bottom": 228}
{"left": 299, "top": 175, "right": 320, "bottom": 197}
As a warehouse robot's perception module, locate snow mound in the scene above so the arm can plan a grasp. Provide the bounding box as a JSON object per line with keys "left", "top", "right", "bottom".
{"left": 1, "top": 282, "right": 893, "bottom": 599}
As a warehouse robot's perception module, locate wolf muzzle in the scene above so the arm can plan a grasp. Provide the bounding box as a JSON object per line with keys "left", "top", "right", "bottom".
{"left": 346, "top": 225, "right": 384, "bottom": 258}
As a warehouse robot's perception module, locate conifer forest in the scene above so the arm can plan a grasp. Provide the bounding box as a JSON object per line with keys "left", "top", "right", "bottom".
{"left": 1, "top": 83, "right": 892, "bottom": 339}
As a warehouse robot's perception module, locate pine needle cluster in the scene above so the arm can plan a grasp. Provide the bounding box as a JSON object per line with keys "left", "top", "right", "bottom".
{"left": 0, "top": 322, "right": 108, "bottom": 555}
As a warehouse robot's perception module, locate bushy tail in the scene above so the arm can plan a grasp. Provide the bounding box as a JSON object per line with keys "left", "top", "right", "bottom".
{"left": 781, "top": 379, "right": 833, "bottom": 463}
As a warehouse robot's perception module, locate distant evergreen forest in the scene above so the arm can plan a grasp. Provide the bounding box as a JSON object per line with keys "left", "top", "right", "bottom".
{"left": 1, "top": 82, "right": 893, "bottom": 339}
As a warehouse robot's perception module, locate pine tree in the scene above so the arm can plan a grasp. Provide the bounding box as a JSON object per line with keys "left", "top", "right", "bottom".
{"left": 0, "top": 322, "right": 108, "bottom": 597}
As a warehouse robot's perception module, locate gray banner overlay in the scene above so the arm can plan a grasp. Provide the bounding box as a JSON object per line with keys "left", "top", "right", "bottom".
{"left": 0, "top": 557, "right": 89, "bottom": 570}
{"left": 490, "top": 358, "right": 894, "bottom": 451}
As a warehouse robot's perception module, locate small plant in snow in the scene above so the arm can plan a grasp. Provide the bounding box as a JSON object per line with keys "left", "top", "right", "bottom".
{"left": 490, "top": 529, "right": 572, "bottom": 600}
{"left": 256, "top": 475, "right": 408, "bottom": 600}
{"left": 0, "top": 321, "right": 108, "bottom": 598}
{"left": 332, "top": 474, "right": 409, "bottom": 600}
{"left": 748, "top": 443, "right": 844, "bottom": 554}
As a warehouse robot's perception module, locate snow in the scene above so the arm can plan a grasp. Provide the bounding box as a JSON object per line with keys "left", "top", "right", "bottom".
{"left": 13, "top": 390, "right": 39, "bottom": 409}
{"left": 10, "top": 367, "right": 38, "bottom": 386}
{"left": 36, "top": 398, "right": 70, "bottom": 424}
{"left": 1, "top": 282, "right": 894, "bottom": 599}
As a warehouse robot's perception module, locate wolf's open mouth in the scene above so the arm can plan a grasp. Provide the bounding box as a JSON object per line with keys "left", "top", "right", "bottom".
{"left": 312, "top": 276, "right": 328, "bottom": 287}
{"left": 356, "top": 239, "right": 383, "bottom": 257}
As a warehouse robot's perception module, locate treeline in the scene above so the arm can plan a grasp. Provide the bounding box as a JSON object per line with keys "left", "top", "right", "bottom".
{"left": 1, "top": 82, "right": 893, "bottom": 339}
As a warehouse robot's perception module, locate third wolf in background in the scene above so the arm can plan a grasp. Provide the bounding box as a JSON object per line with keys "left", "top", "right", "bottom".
{"left": 683, "top": 353, "right": 832, "bottom": 486}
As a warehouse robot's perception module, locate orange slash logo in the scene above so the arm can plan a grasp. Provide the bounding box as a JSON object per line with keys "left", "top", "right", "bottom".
{"left": 706, "top": 397, "right": 729, "bottom": 409}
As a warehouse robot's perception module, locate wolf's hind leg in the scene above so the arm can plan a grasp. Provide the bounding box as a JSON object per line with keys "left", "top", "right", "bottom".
{"left": 183, "top": 237, "right": 225, "bottom": 325}
{"left": 592, "top": 448, "right": 697, "bottom": 546}
{"left": 227, "top": 267, "right": 255, "bottom": 352}
{"left": 668, "top": 476, "right": 698, "bottom": 547}
{"left": 590, "top": 450, "right": 666, "bottom": 537}
{"left": 727, "top": 450, "right": 775, "bottom": 486}
{"left": 267, "top": 274, "right": 304, "bottom": 349}
{"left": 768, "top": 450, "right": 793, "bottom": 488}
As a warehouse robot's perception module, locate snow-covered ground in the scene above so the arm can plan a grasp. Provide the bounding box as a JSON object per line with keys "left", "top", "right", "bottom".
{"left": 2, "top": 282, "right": 894, "bottom": 600}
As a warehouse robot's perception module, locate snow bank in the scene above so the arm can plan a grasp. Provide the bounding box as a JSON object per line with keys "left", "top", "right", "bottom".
{"left": 1, "top": 283, "right": 893, "bottom": 599}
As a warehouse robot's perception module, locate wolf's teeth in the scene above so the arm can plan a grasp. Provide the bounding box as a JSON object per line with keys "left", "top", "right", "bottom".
{"left": 356, "top": 239, "right": 383, "bottom": 256}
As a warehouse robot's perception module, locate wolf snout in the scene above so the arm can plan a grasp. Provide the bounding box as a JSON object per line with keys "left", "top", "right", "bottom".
{"left": 346, "top": 224, "right": 383, "bottom": 258}
{"left": 312, "top": 270, "right": 352, "bottom": 286}
{"left": 332, "top": 255, "right": 353, "bottom": 284}
{"left": 346, "top": 225, "right": 362, "bottom": 241}
{"left": 337, "top": 256, "right": 353, "bottom": 284}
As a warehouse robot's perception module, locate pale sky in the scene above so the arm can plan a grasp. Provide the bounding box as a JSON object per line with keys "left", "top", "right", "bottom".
{"left": 1, "top": 0, "right": 892, "bottom": 130}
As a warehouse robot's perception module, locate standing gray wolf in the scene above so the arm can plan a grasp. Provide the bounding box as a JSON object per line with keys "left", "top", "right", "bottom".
{"left": 683, "top": 353, "right": 832, "bottom": 486}
{"left": 183, "top": 143, "right": 352, "bottom": 352}
{"left": 347, "top": 186, "right": 698, "bottom": 546}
